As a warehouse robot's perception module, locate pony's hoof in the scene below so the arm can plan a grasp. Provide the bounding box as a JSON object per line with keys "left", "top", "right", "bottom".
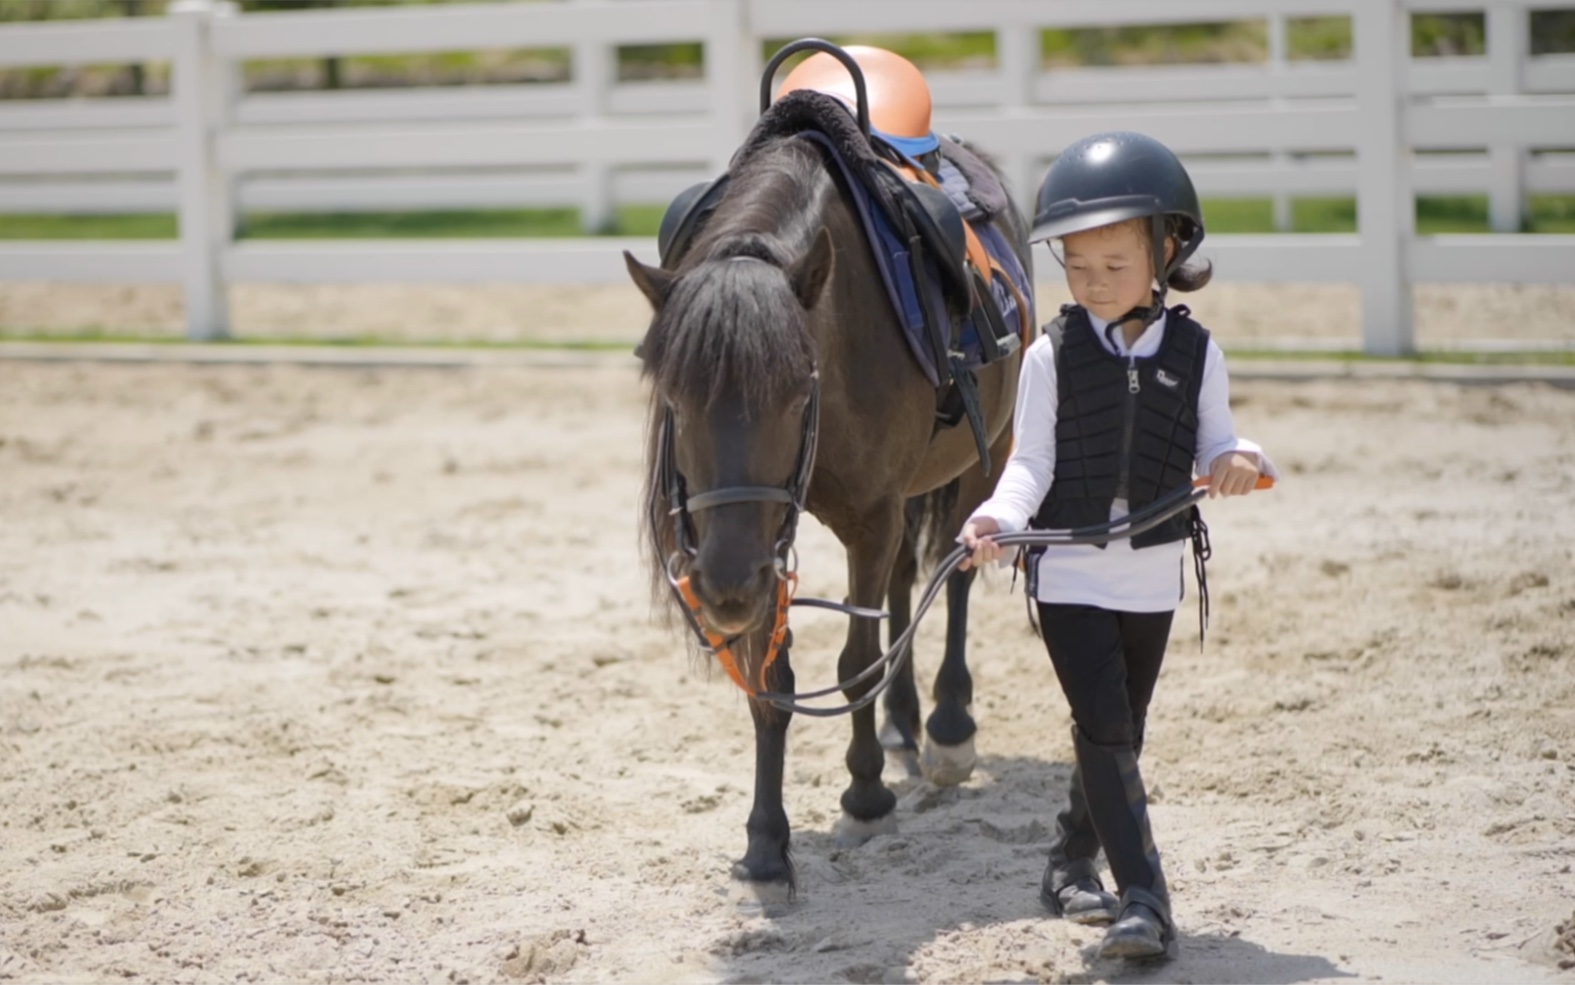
{"left": 921, "top": 735, "right": 976, "bottom": 787}
{"left": 727, "top": 863, "right": 794, "bottom": 914}
{"left": 834, "top": 811, "right": 898, "bottom": 848}
{"left": 727, "top": 875, "right": 794, "bottom": 911}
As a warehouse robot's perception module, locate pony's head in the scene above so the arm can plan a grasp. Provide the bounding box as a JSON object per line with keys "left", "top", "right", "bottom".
{"left": 627, "top": 229, "right": 834, "bottom": 639}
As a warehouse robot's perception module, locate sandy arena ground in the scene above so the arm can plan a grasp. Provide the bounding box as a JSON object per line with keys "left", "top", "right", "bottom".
{"left": 2, "top": 353, "right": 1574, "bottom": 985}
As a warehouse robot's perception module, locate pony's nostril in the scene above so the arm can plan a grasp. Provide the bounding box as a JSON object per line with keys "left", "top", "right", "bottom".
{"left": 689, "top": 565, "right": 775, "bottom": 632}
{"left": 693, "top": 563, "right": 773, "bottom": 605}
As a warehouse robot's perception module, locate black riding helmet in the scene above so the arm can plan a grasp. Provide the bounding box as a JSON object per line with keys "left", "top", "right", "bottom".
{"left": 1031, "top": 132, "right": 1206, "bottom": 329}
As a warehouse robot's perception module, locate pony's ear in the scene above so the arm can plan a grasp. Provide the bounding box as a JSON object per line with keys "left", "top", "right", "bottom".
{"left": 789, "top": 228, "right": 835, "bottom": 311}
{"left": 624, "top": 251, "right": 677, "bottom": 311}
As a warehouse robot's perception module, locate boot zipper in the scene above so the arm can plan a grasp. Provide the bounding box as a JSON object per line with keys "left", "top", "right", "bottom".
{"left": 1115, "top": 358, "right": 1139, "bottom": 501}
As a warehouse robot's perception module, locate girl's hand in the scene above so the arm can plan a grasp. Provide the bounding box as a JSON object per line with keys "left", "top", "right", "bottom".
{"left": 958, "top": 517, "right": 1003, "bottom": 571}
{"left": 1208, "top": 451, "right": 1262, "bottom": 498}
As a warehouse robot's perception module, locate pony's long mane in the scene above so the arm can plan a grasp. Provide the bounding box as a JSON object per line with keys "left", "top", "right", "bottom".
{"left": 637, "top": 137, "right": 832, "bottom": 623}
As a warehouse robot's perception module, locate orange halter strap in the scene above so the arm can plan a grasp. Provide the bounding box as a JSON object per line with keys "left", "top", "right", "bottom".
{"left": 674, "top": 572, "right": 797, "bottom": 696}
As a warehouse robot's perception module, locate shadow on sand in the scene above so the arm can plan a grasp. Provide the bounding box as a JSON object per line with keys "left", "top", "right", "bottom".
{"left": 710, "top": 752, "right": 1355, "bottom": 985}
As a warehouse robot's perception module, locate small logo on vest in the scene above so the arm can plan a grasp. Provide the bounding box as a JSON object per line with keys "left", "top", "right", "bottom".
{"left": 1154, "top": 369, "right": 1181, "bottom": 389}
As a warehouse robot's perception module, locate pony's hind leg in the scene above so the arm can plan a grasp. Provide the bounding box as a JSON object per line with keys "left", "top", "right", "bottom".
{"left": 833, "top": 500, "right": 903, "bottom": 846}
{"left": 879, "top": 510, "right": 922, "bottom": 778}
{"left": 922, "top": 567, "right": 978, "bottom": 786}
{"left": 732, "top": 646, "right": 796, "bottom": 902}
{"left": 921, "top": 427, "right": 1009, "bottom": 786}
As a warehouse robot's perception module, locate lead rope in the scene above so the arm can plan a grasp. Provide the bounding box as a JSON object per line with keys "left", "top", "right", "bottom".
{"left": 1189, "top": 506, "right": 1211, "bottom": 650}
{"left": 753, "top": 481, "right": 1216, "bottom": 716}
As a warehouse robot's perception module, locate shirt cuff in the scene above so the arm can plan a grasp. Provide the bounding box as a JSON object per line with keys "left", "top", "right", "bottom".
{"left": 961, "top": 503, "right": 1028, "bottom": 537}
{"left": 1205, "top": 438, "right": 1280, "bottom": 481}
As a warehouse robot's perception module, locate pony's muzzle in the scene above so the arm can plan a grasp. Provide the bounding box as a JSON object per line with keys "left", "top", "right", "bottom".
{"left": 688, "top": 561, "right": 777, "bottom": 635}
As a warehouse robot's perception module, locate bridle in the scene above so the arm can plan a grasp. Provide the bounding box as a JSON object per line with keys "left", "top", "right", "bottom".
{"left": 659, "top": 367, "right": 832, "bottom": 696}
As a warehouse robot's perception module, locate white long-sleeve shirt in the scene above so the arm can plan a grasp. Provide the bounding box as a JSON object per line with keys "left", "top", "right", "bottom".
{"left": 966, "top": 309, "right": 1277, "bottom": 613}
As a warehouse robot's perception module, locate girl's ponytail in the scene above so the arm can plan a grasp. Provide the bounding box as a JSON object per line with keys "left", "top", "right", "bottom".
{"left": 1164, "top": 215, "right": 1213, "bottom": 293}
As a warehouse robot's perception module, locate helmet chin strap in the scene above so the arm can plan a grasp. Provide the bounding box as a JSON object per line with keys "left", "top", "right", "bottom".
{"left": 1103, "top": 214, "right": 1173, "bottom": 349}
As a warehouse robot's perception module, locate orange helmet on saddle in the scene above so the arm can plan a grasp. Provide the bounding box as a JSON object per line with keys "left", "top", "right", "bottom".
{"left": 776, "top": 46, "right": 941, "bottom": 165}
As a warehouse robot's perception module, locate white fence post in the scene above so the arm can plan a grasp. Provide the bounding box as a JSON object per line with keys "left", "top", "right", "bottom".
{"left": 1268, "top": 13, "right": 1294, "bottom": 233}
{"left": 996, "top": 18, "right": 1041, "bottom": 209}
{"left": 705, "top": 0, "right": 754, "bottom": 177}
{"left": 1487, "top": 2, "right": 1528, "bottom": 233}
{"left": 995, "top": 18, "right": 1045, "bottom": 209}
{"left": 1354, "top": 0, "right": 1413, "bottom": 356}
{"left": 170, "top": 0, "right": 233, "bottom": 341}
{"left": 575, "top": 1, "right": 615, "bottom": 234}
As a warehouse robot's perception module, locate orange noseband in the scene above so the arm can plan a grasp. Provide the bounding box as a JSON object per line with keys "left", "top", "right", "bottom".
{"left": 676, "top": 573, "right": 797, "bottom": 696}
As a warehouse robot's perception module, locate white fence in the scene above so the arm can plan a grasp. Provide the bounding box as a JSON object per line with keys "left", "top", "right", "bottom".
{"left": 1, "top": 0, "right": 1573, "bottom": 352}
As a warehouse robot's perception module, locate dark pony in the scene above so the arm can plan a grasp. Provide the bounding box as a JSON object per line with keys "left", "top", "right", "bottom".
{"left": 627, "top": 132, "right": 1027, "bottom": 897}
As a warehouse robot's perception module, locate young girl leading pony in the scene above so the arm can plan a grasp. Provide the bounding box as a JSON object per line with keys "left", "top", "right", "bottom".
{"left": 958, "top": 131, "right": 1276, "bottom": 961}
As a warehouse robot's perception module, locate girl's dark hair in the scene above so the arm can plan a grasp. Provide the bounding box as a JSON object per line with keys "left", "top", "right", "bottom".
{"left": 1164, "top": 215, "right": 1213, "bottom": 293}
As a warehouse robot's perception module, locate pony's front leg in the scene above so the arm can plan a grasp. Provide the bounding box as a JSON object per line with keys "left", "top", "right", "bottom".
{"left": 923, "top": 567, "right": 978, "bottom": 786}
{"left": 835, "top": 503, "right": 902, "bottom": 845}
{"left": 732, "top": 643, "right": 795, "bottom": 901}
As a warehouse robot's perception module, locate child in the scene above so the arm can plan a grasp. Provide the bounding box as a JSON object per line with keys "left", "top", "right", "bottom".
{"left": 958, "top": 131, "right": 1275, "bottom": 961}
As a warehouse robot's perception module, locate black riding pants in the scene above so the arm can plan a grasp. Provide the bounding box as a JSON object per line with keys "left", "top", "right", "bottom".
{"left": 1038, "top": 602, "right": 1175, "bottom": 900}
{"left": 1035, "top": 603, "right": 1173, "bottom": 751}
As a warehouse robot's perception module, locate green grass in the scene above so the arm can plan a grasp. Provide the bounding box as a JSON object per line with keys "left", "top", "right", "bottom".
{"left": 1200, "top": 196, "right": 1477, "bottom": 234}
{"left": 1415, "top": 195, "right": 1490, "bottom": 234}
{"left": 763, "top": 33, "right": 998, "bottom": 72}
{"left": 1198, "top": 198, "right": 1275, "bottom": 233}
{"left": 1293, "top": 197, "right": 1358, "bottom": 233}
{"left": 1528, "top": 195, "right": 1575, "bottom": 233}
{"left": 0, "top": 213, "right": 179, "bottom": 238}
{"left": 1412, "top": 13, "right": 1485, "bottom": 57}
{"left": 1202, "top": 196, "right": 1575, "bottom": 235}
{"left": 1042, "top": 21, "right": 1267, "bottom": 67}
{"left": 0, "top": 205, "right": 669, "bottom": 240}
{"left": 4, "top": 196, "right": 1572, "bottom": 241}
{"left": 239, "top": 209, "right": 584, "bottom": 238}
{"left": 619, "top": 43, "right": 703, "bottom": 82}
{"left": 1287, "top": 17, "right": 1353, "bottom": 62}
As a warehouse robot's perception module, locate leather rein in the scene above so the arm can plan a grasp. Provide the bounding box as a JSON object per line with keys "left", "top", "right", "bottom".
{"left": 659, "top": 368, "right": 1224, "bottom": 717}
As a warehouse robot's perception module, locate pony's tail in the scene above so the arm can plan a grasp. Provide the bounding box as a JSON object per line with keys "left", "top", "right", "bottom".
{"left": 905, "top": 477, "right": 964, "bottom": 574}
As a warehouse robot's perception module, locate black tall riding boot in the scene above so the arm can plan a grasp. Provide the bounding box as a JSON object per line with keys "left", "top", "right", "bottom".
{"left": 1042, "top": 724, "right": 1149, "bottom": 923}
{"left": 1041, "top": 764, "right": 1119, "bottom": 924}
{"left": 1071, "top": 726, "right": 1176, "bottom": 960}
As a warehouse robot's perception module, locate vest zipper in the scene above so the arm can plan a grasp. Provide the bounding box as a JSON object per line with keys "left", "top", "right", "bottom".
{"left": 1116, "top": 357, "right": 1139, "bottom": 501}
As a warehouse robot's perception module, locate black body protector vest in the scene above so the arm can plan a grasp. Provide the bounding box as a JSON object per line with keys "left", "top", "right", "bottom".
{"left": 1024, "top": 302, "right": 1218, "bottom": 640}
{"left": 1033, "top": 304, "right": 1209, "bottom": 550}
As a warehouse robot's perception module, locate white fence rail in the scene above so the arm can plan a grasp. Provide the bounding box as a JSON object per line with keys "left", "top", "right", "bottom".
{"left": 0, "top": 0, "right": 1573, "bottom": 352}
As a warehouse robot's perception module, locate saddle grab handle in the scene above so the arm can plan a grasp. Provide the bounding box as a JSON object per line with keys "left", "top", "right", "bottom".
{"left": 1193, "top": 475, "right": 1276, "bottom": 490}
{"left": 759, "top": 38, "right": 871, "bottom": 140}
